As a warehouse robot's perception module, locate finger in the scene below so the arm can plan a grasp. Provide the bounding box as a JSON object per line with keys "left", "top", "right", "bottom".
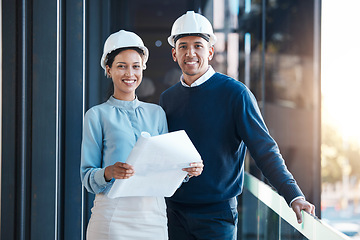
{"left": 184, "top": 167, "right": 202, "bottom": 176}
{"left": 115, "top": 165, "right": 135, "bottom": 175}
{"left": 113, "top": 166, "right": 135, "bottom": 178}
{"left": 311, "top": 205, "right": 316, "bottom": 215}
{"left": 295, "top": 208, "right": 303, "bottom": 224}
{"left": 307, "top": 204, "right": 315, "bottom": 215}
{"left": 305, "top": 204, "right": 316, "bottom": 216}
{"left": 114, "top": 171, "right": 135, "bottom": 179}
{"left": 190, "top": 168, "right": 199, "bottom": 176}
{"left": 115, "top": 162, "right": 134, "bottom": 170}
{"left": 195, "top": 167, "right": 203, "bottom": 175}
{"left": 116, "top": 167, "right": 135, "bottom": 175}
{"left": 303, "top": 205, "right": 311, "bottom": 214}
{"left": 183, "top": 167, "right": 198, "bottom": 173}
{"left": 122, "top": 172, "right": 135, "bottom": 178}
{"left": 116, "top": 175, "right": 132, "bottom": 179}
{"left": 189, "top": 162, "right": 204, "bottom": 168}
{"left": 182, "top": 168, "right": 193, "bottom": 174}
{"left": 295, "top": 209, "right": 302, "bottom": 223}
{"left": 186, "top": 163, "right": 204, "bottom": 171}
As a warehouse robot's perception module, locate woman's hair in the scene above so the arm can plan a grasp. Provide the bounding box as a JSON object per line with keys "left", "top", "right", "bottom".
{"left": 105, "top": 47, "right": 145, "bottom": 68}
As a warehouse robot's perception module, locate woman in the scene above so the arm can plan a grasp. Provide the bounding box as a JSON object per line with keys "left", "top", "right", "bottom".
{"left": 80, "top": 30, "right": 203, "bottom": 240}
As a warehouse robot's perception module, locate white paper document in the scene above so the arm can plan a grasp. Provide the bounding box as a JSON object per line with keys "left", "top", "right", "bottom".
{"left": 107, "top": 130, "right": 202, "bottom": 198}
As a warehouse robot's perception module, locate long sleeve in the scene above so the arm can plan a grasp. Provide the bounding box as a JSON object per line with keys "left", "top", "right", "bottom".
{"left": 158, "top": 106, "right": 168, "bottom": 135}
{"left": 160, "top": 72, "right": 304, "bottom": 205}
{"left": 234, "top": 87, "right": 304, "bottom": 204}
{"left": 80, "top": 97, "right": 169, "bottom": 195}
{"left": 80, "top": 108, "right": 113, "bottom": 194}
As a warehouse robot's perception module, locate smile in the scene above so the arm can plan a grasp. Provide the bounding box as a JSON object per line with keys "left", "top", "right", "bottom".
{"left": 185, "top": 60, "right": 198, "bottom": 65}
{"left": 123, "top": 79, "right": 136, "bottom": 84}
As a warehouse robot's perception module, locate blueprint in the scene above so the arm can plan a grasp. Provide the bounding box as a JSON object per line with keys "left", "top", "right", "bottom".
{"left": 107, "top": 130, "right": 202, "bottom": 198}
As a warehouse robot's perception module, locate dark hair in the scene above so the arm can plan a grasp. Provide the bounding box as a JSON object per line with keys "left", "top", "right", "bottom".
{"left": 173, "top": 33, "right": 210, "bottom": 45}
{"left": 105, "top": 47, "right": 144, "bottom": 68}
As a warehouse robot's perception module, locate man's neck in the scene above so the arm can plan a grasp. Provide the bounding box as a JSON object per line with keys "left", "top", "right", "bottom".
{"left": 183, "top": 75, "right": 199, "bottom": 86}
{"left": 182, "top": 67, "right": 210, "bottom": 86}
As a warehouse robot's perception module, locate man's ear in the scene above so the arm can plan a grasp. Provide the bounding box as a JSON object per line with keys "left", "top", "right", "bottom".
{"left": 208, "top": 46, "right": 215, "bottom": 61}
{"left": 171, "top": 48, "right": 177, "bottom": 62}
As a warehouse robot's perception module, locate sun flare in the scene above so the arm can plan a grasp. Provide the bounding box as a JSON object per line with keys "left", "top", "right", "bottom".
{"left": 321, "top": 0, "right": 360, "bottom": 143}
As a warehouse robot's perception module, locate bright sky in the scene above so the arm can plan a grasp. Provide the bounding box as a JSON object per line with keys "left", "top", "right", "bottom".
{"left": 321, "top": 0, "right": 360, "bottom": 142}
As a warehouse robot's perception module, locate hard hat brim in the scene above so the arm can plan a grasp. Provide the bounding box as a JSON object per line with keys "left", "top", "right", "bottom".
{"left": 100, "top": 46, "right": 149, "bottom": 70}
{"left": 168, "top": 33, "right": 217, "bottom": 47}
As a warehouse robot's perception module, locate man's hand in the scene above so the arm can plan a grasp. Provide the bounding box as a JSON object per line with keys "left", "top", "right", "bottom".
{"left": 291, "top": 198, "right": 316, "bottom": 224}
{"left": 183, "top": 160, "right": 204, "bottom": 177}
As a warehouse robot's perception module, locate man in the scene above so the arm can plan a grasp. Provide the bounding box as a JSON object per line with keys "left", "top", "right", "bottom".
{"left": 160, "top": 11, "right": 315, "bottom": 240}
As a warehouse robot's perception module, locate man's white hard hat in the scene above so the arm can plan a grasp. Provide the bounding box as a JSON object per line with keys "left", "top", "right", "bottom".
{"left": 168, "top": 11, "right": 217, "bottom": 47}
{"left": 100, "top": 30, "right": 149, "bottom": 71}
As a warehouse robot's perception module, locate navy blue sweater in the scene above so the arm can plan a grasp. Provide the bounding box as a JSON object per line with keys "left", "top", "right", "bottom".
{"left": 160, "top": 73, "right": 304, "bottom": 205}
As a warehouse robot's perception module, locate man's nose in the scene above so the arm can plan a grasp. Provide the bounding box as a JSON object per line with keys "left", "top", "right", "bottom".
{"left": 186, "top": 47, "right": 195, "bottom": 56}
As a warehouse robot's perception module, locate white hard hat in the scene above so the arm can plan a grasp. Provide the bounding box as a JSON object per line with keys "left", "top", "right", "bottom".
{"left": 168, "top": 11, "right": 217, "bottom": 47}
{"left": 100, "top": 30, "right": 149, "bottom": 71}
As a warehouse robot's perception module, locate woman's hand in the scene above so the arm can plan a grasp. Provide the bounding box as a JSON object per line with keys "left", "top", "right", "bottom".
{"left": 183, "top": 160, "right": 204, "bottom": 177}
{"left": 104, "top": 162, "right": 135, "bottom": 182}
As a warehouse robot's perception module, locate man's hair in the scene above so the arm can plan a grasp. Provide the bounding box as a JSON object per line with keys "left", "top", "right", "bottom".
{"left": 173, "top": 33, "right": 210, "bottom": 46}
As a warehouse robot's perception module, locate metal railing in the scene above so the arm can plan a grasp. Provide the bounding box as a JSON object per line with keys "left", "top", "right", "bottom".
{"left": 242, "top": 172, "right": 351, "bottom": 240}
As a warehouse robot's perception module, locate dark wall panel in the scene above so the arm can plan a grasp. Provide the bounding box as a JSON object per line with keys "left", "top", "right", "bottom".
{"left": 1, "top": 0, "right": 17, "bottom": 239}
{"left": 64, "top": 0, "right": 85, "bottom": 239}
{"left": 31, "top": 0, "right": 58, "bottom": 238}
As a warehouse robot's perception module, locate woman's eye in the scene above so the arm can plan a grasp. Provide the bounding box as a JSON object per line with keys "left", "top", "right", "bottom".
{"left": 133, "top": 65, "right": 140, "bottom": 69}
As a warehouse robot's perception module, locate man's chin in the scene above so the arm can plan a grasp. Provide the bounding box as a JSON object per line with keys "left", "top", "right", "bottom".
{"left": 183, "top": 71, "right": 198, "bottom": 77}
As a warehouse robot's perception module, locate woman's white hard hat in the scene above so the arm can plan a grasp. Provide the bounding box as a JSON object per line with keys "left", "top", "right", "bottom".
{"left": 100, "top": 30, "right": 149, "bottom": 71}
{"left": 168, "top": 11, "right": 217, "bottom": 47}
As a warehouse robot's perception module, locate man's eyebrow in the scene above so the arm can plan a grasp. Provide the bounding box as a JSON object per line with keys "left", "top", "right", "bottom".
{"left": 178, "top": 41, "right": 204, "bottom": 45}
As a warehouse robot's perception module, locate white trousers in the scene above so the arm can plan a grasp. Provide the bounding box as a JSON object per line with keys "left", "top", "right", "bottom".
{"left": 86, "top": 194, "right": 168, "bottom": 240}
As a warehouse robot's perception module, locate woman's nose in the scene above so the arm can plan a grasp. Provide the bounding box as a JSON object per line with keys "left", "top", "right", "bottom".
{"left": 125, "top": 69, "right": 133, "bottom": 77}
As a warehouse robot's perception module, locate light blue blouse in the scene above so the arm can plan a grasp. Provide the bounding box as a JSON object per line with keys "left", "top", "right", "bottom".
{"left": 80, "top": 96, "right": 168, "bottom": 194}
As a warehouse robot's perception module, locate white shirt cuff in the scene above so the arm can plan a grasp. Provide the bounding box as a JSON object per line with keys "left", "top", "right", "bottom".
{"left": 289, "top": 196, "right": 305, "bottom": 207}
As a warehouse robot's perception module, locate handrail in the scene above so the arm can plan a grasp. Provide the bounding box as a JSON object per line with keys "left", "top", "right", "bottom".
{"left": 243, "top": 172, "right": 351, "bottom": 240}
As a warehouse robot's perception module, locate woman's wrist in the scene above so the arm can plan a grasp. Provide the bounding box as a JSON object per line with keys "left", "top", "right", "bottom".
{"left": 104, "top": 165, "right": 113, "bottom": 182}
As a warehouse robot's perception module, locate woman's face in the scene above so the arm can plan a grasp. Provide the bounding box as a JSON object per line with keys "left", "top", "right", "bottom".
{"left": 106, "top": 49, "right": 143, "bottom": 101}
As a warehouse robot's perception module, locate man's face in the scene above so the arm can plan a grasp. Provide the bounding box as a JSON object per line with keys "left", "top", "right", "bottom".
{"left": 172, "top": 35, "right": 214, "bottom": 84}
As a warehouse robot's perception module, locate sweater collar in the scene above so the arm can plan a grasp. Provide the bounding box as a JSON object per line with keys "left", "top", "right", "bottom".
{"left": 180, "top": 66, "right": 216, "bottom": 88}
{"left": 107, "top": 96, "right": 140, "bottom": 110}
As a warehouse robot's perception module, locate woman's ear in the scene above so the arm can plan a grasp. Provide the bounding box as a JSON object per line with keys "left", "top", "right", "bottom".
{"left": 106, "top": 66, "right": 111, "bottom": 78}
